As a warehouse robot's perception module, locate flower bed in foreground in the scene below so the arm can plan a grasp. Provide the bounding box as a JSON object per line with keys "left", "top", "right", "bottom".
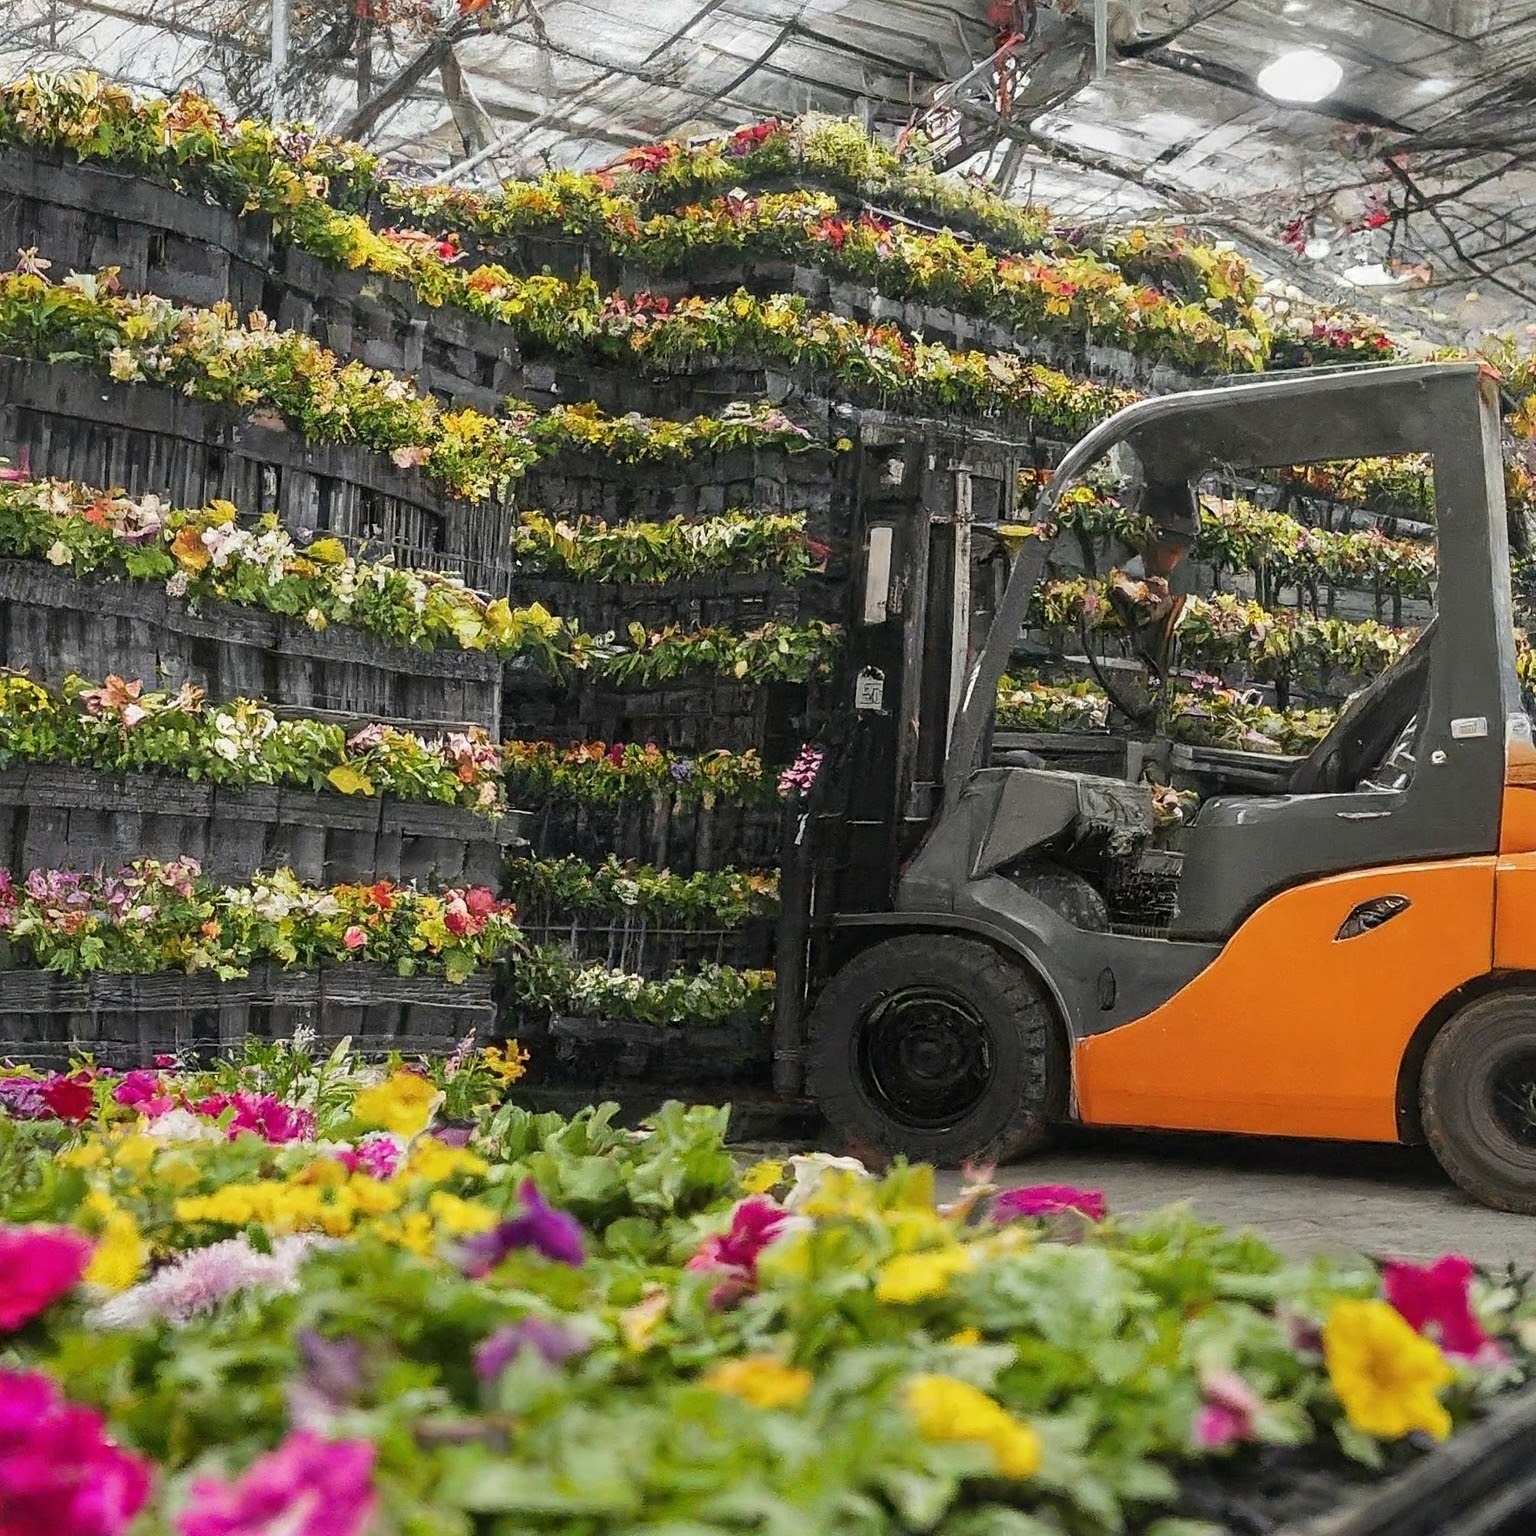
{"left": 2, "top": 1044, "right": 1533, "bottom": 1536}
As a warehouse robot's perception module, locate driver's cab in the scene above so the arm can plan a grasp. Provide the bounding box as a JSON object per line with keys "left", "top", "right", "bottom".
{"left": 941, "top": 361, "right": 1522, "bottom": 948}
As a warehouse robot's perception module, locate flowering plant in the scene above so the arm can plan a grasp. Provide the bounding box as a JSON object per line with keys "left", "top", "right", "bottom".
{"left": 0, "top": 860, "right": 516, "bottom": 982}
{"left": 508, "top": 946, "right": 776, "bottom": 1027}
{"left": 512, "top": 509, "right": 819, "bottom": 585}
{"left": 0, "top": 474, "right": 841, "bottom": 685}
{"left": 0, "top": 671, "right": 507, "bottom": 814}
{"left": 503, "top": 854, "right": 778, "bottom": 928}
{"left": 0, "top": 266, "right": 816, "bottom": 503}
{"left": 500, "top": 739, "right": 774, "bottom": 810}
{"left": 2, "top": 1057, "right": 1533, "bottom": 1536}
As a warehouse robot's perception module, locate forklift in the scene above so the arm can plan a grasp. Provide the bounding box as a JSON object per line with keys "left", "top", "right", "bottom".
{"left": 773, "top": 361, "right": 1536, "bottom": 1215}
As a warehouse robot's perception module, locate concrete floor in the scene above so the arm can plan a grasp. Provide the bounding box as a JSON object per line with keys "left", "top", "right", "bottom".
{"left": 967, "top": 1130, "right": 1536, "bottom": 1268}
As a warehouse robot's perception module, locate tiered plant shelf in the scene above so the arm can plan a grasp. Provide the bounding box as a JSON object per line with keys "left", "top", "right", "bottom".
{"left": 7, "top": 73, "right": 1528, "bottom": 1100}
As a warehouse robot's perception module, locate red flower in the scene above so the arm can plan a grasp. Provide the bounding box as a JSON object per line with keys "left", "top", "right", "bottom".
{"left": 40, "top": 1075, "right": 95, "bottom": 1123}
{"left": 367, "top": 881, "right": 395, "bottom": 911}
{"left": 464, "top": 887, "right": 498, "bottom": 919}
{"left": 1382, "top": 1255, "right": 1490, "bottom": 1359}
{"left": 342, "top": 925, "right": 368, "bottom": 952}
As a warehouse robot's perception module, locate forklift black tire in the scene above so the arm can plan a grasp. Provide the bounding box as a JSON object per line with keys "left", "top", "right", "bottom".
{"left": 1421, "top": 989, "right": 1536, "bottom": 1214}
{"left": 806, "top": 935, "right": 1064, "bottom": 1168}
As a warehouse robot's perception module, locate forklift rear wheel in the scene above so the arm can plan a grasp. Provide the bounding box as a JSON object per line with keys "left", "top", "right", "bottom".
{"left": 806, "top": 936, "right": 1064, "bottom": 1167}
{"left": 1421, "top": 989, "right": 1536, "bottom": 1214}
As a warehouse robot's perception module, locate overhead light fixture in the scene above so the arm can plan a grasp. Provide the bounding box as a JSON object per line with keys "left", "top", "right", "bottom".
{"left": 1257, "top": 49, "right": 1344, "bottom": 104}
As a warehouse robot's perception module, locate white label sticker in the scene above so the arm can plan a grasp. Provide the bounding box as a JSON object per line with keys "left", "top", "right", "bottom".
{"left": 855, "top": 668, "right": 885, "bottom": 712}
{"left": 1451, "top": 717, "right": 1489, "bottom": 739}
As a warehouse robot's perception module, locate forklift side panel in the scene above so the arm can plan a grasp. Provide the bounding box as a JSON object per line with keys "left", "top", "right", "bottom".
{"left": 1493, "top": 853, "right": 1536, "bottom": 968}
{"left": 1073, "top": 859, "right": 1497, "bottom": 1141}
{"left": 1502, "top": 786, "right": 1536, "bottom": 855}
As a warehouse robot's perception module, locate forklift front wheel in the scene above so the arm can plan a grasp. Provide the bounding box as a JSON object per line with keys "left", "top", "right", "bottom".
{"left": 1421, "top": 988, "right": 1536, "bottom": 1214}
{"left": 805, "top": 935, "right": 1065, "bottom": 1167}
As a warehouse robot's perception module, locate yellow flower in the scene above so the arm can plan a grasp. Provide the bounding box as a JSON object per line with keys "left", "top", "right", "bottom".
{"left": 403, "top": 1140, "right": 489, "bottom": 1186}
{"left": 352, "top": 1072, "right": 439, "bottom": 1137}
{"left": 875, "top": 1247, "right": 976, "bottom": 1304}
{"left": 61, "top": 1142, "right": 107, "bottom": 1171}
{"left": 702, "top": 1355, "right": 814, "bottom": 1410}
{"left": 482, "top": 1043, "right": 529, "bottom": 1085}
{"left": 345, "top": 1175, "right": 403, "bottom": 1217}
{"left": 153, "top": 1151, "right": 204, "bottom": 1192}
{"left": 428, "top": 1191, "right": 497, "bottom": 1236}
{"left": 83, "top": 1203, "right": 147, "bottom": 1292}
{"left": 948, "top": 1328, "right": 982, "bottom": 1347}
{"left": 1324, "top": 1299, "right": 1454, "bottom": 1441}
{"left": 112, "top": 1134, "right": 157, "bottom": 1178}
{"left": 905, "top": 1374, "right": 1042, "bottom": 1478}
{"left": 740, "top": 1160, "right": 785, "bottom": 1196}
{"left": 375, "top": 1210, "right": 436, "bottom": 1256}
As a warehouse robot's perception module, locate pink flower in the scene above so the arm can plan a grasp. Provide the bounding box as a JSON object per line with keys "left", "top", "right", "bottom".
{"left": 1193, "top": 1371, "right": 1261, "bottom": 1450}
{"left": 342, "top": 925, "right": 368, "bottom": 952}
{"left": 194, "top": 1093, "right": 316, "bottom": 1145}
{"left": 1383, "top": 1255, "right": 1491, "bottom": 1360}
{"left": 334, "top": 1134, "right": 400, "bottom": 1181}
{"left": 0, "top": 1224, "right": 94, "bottom": 1331}
{"left": 177, "top": 1431, "right": 375, "bottom": 1536}
{"left": 0, "top": 1367, "right": 153, "bottom": 1536}
{"left": 685, "top": 1196, "right": 795, "bottom": 1307}
{"left": 95, "top": 1236, "right": 319, "bottom": 1329}
{"left": 989, "top": 1184, "right": 1107, "bottom": 1223}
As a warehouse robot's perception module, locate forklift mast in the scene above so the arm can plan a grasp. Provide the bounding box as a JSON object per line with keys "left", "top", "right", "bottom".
{"left": 822, "top": 419, "right": 1022, "bottom": 913}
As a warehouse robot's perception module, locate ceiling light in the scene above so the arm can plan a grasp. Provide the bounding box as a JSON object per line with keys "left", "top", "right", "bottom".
{"left": 1257, "top": 49, "right": 1344, "bottom": 104}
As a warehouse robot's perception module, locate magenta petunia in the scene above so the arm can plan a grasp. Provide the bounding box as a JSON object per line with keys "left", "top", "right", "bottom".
{"left": 0, "top": 1367, "right": 153, "bottom": 1536}
{"left": 177, "top": 1431, "right": 375, "bottom": 1536}
{"left": 989, "top": 1184, "right": 1107, "bottom": 1223}
{"left": 686, "top": 1196, "right": 795, "bottom": 1307}
{"left": 1192, "top": 1372, "right": 1261, "bottom": 1450}
{"left": 0, "top": 1223, "right": 95, "bottom": 1331}
{"left": 1383, "top": 1254, "right": 1491, "bottom": 1360}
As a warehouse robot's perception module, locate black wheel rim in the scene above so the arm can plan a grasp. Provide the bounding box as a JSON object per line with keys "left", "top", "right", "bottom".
{"left": 856, "top": 986, "right": 996, "bottom": 1131}
{"left": 1487, "top": 1046, "right": 1536, "bottom": 1152}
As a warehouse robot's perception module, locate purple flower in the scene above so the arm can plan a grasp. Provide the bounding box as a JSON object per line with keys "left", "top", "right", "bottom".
{"left": 459, "top": 1179, "right": 585, "bottom": 1275}
{"left": 288, "top": 1331, "right": 367, "bottom": 1429}
{"left": 0, "top": 1075, "right": 48, "bottom": 1119}
{"left": 474, "top": 1316, "right": 587, "bottom": 1380}
{"left": 668, "top": 758, "right": 696, "bottom": 783}
{"left": 432, "top": 1127, "right": 473, "bottom": 1150}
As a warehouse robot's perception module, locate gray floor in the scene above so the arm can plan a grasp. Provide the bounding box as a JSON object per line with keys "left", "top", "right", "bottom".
{"left": 965, "top": 1131, "right": 1536, "bottom": 1268}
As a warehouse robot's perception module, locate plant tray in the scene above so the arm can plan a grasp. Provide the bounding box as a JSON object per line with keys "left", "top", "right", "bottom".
{"left": 512, "top": 1010, "right": 770, "bottom": 1091}
{"left": 0, "top": 962, "right": 494, "bottom": 1068}
{"left": 516, "top": 919, "right": 772, "bottom": 974}
{"left": 0, "top": 145, "right": 520, "bottom": 415}
{"left": 0, "top": 765, "right": 524, "bottom": 886}
{"left": 0, "top": 356, "right": 516, "bottom": 591}
{"left": 0, "top": 561, "right": 503, "bottom": 733}
{"left": 517, "top": 796, "right": 783, "bottom": 876}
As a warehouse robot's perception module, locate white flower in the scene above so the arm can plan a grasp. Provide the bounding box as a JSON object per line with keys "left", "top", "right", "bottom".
{"left": 165, "top": 571, "right": 190, "bottom": 598}
{"left": 783, "top": 1153, "right": 871, "bottom": 1211}
{"left": 143, "top": 1108, "right": 225, "bottom": 1143}
{"left": 45, "top": 540, "right": 71, "bottom": 566}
